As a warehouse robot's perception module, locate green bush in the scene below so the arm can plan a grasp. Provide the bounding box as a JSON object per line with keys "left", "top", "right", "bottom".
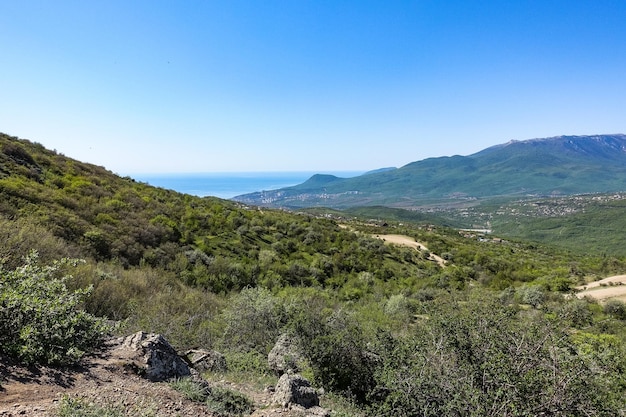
{"left": 57, "top": 396, "right": 124, "bottom": 417}
{"left": 170, "top": 378, "right": 254, "bottom": 417}
{"left": 604, "top": 299, "right": 626, "bottom": 320}
{"left": 372, "top": 295, "right": 625, "bottom": 416}
{"left": 220, "top": 287, "right": 288, "bottom": 353}
{"left": 222, "top": 351, "right": 272, "bottom": 377}
{"left": 205, "top": 386, "right": 254, "bottom": 417}
{"left": 170, "top": 377, "right": 210, "bottom": 402}
{"left": 0, "top": 251, "right": 107, "bottom": 365}
{"left": 293, "top": 309, "right": 378, "bottom": 403}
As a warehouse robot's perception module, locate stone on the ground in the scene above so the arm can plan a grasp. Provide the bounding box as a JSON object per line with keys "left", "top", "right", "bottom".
{"left": 183, "top": 349, "right": 227, "bottom": 373}
{"left": 272, "top": 373, "right": 320, "bottom": 409}
{"left": 268, "top": 333, "right": 304, "bottom": 375}
{"left": 114, "top": 331, "right": 191, "bottom": 382}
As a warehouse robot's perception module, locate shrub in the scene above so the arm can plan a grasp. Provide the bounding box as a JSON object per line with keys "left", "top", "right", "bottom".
{"left": 0, "top": 217, "right": 78, "bottom": 269}
{"left": 170, "top": 377, "right": 210, "bottom": 402}
{"left": 372, "top": 295, "right": 625, "bottom": 416}
{"left": 293, "top": 309, "right": 378, "bottom": 403}
{"left": 604, "top": 299, "right": 626, "bottom": 320}
{"left": 222, "top": 351, "right": 272, "bottom": 378}
{"left": 57, "top": 395, "right": 124, "bottom": 417}
{"left": 170, "top": 378, "right": 254, "bottom": 417}
{"left": 518, "top": 285, "right": 546, "bottom": 308}
{"left": 383, "top": 294, "right": 411, "bottom": 318}
{"left": 220, "top": 287, "right": 287, "bottom": 353}
{"left": 0, "top": 251, "right": 107, "bottom": 365}
{"left": 205, "top": 386, "right": 254, "bottom": 417}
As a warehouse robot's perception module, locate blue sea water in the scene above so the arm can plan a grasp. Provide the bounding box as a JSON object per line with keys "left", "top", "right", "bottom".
{"left": 132, "top": 171, "right": 364, "bottom": 200}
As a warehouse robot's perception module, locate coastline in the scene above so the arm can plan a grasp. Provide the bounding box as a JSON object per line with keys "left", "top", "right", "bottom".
{"left": 131, "top": 171, "right": 364, "bottom": 199}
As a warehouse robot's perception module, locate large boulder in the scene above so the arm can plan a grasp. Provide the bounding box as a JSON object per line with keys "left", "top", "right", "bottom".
{"left": 268, "top": 333, "right": 304, "bottom": 376}
{"left": 183, "top": 349, "right": 227, "bottom": 373}
{"left": 272, "top": 373, "right": 320, "bottom": 409}
{"left": 113, "top": 331, "right": 191, "bottom": 382}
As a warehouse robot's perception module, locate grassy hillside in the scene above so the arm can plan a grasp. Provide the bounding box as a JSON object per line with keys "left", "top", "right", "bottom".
{"left": 2, "top": 132, "right": 626, "bottom": 416}
{"left": 0, "top": 132, "right": 431, "bottom": 289}
{"left": 305, "top": 194, "right": 626, "bottom": 257}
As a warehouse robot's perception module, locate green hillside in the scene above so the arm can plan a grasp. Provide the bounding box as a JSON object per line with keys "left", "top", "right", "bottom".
{"left": 452, "top": 193, "right": 626, "bottom": 256}
{"left": 235, "top": 134, "right": 626, "bottom": 209}
{"left": 2, "top": 132, "right": 626, "bottom": 415}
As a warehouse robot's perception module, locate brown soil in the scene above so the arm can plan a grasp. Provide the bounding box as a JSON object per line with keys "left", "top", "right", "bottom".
{"left": 0, "top": 339, "right": 321, "bottom": 417}
{"left": 576, "top": 275, "right": 626, "bottom": 302}
{"left": 376, "top": 234, "right": 447, "bottom": 267}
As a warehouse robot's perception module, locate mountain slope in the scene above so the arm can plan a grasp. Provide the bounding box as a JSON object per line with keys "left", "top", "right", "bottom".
{"left": 0, "top": 132, "right": 438, "bottom": 293}
{"left": 234, "top": 134, "right": 626, "bottom": 209}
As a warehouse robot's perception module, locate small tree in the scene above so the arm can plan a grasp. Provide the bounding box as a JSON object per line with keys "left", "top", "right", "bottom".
{"left": 220, "top": 287, "right": 287, "bottom": 353}
{"left": 604, "top": 299, "right": 626, "bottom": 320}
{"left": 0, "top": 251, "right": 107, "bottom": 365}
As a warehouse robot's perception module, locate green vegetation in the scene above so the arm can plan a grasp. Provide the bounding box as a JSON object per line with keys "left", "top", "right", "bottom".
{"left": 370, "top": 294, "right": 626, "bottom": 416}
{"left": 0, "top": 251, "right": 107, "bottom": 365}
{"left": 235, "top": 134, "right": 626, "bottom": 209}
{"left": 170, "top": 378, "right": 254, "bottom": 417}
{"left": 2, "top": 133, "right": 626, "bottom": 415}
{"left": 432, "top": 193, "right": 626, "bottom": 256}
{"left": 57, "top": 396, "right": 125, "bottom": 417}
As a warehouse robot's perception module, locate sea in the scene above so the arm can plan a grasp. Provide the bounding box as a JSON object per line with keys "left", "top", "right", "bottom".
{"left": 132, "top": 171, "right": 364, "bottom": 200}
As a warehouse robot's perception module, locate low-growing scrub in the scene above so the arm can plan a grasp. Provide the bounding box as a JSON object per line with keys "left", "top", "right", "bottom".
{"left": 170, "top": 378, "right": 254, "bottom": 417}
{"left": 57, "top": 396, "right": 124, "bottom": 417}
{"left": 0, "top": 252, "right": 108, "bottom": 365}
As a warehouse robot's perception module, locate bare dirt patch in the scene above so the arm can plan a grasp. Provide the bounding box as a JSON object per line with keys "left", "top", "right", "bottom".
{"left": 375, "top": 234, "right": 446, "bottom": 267}
{"left": 576, "top": 275, "right": 626, "bottom": 302}
{"left": 0, "top": 339, "right": 317, "bottom": 417}
{"left": 0, "top": 339, "right": 215, "bottom": 417}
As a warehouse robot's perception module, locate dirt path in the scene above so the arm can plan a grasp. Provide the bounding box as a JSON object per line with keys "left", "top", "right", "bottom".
{"left": 0, "top": 339, "right": 318, "bottom": 417}
{"left": 576, "top": 275, "right": 626, "bottom": 302}
{"left": 376, "top": 234, "right": 446, "bottom": 267}
{"left": 0, "top": 340, "right": 216, "bottom": 417}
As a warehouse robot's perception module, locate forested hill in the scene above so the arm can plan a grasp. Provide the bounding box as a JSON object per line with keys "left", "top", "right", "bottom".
{"left": 234, "top": 134, "right": 626, "bottom": 209}
{"left": 0, "top": 132, "right": 402, "bottom": 278}
{"left": 4, "top": 130, "right": 622, "bottom": 298}
{"left": 0, "top": 132, "right": 447, "bottom": 293}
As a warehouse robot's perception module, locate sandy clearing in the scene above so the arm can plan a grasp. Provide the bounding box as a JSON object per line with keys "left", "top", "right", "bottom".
{"left": 576, "top": 275, "right": 626, "bottom": 302}
{"left": 376, "top": 234, "right": 446, "bottom": 267}
{"left": 577, "top": 286, "right": 626, "bottom": 302}
{"left": 576, "top": 275, "right": 626, "bottom": 289}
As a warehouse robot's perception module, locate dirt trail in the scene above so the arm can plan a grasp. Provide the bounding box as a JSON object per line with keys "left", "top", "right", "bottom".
{"left": 376, "top": 234, "right": 446, "bottom": 267}
{"left": 576, "top": 275, "right": 626, "bottom": 302}
{"left": 0, "top": 341, "right": 215, "bottom": 417}
{"left": 0, "top": 340, "right": 318, "bottom": 417}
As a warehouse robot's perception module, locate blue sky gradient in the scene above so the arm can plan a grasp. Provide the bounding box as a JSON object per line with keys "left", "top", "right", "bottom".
{"left": 1, "top": 1, "right": 625, "bottom": 173}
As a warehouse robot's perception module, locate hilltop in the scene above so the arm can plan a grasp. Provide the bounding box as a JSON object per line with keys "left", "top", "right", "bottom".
{"left": 234, "top": 134, "right": 626, "bottom": 209}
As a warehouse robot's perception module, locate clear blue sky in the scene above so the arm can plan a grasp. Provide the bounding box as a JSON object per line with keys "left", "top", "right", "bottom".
{"left": 1, "top": 1, "right": 625, "bottom": 174}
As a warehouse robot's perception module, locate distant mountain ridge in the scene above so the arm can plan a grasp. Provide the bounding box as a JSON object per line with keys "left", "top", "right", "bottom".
{"left": 234, "top": 134, "right": 626, "bottom": 209}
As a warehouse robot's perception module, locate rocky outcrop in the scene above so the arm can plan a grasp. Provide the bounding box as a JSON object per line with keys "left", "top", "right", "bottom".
{"left": 183, "top": 349, "right": 227, "bottom": 373}
{"left": 268, "top": 333, "right": 304, "bottom": 376}
{"left": 272, "top": 373, "right": 319, "bottom": 408}
{"left": 112, "top": 331, "right": 191, "bottom": 382}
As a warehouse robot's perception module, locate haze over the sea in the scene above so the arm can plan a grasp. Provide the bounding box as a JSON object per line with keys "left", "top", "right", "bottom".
{"left": 134, "top": 171, "right": 364, "bottom": 199}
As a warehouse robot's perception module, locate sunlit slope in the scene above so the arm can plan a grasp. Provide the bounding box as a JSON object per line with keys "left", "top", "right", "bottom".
{"left": 235, "top": 134, "right": 626, "bottom": 208}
